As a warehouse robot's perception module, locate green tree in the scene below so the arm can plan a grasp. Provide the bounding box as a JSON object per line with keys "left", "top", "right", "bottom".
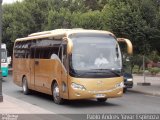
{"left": 102, "top": 0, "right": 160, "bottom": 54}
{"left": 2, "top": 0, "right": 160, "bottom": 57}
{"left": 71, "top": 10, "right": 103, "bottom": 29}
{"left": 46, "top": 8, "right": 72, "bottom": 30}
{"left": 148, "top": 51, "right": 160, "bottom": 63}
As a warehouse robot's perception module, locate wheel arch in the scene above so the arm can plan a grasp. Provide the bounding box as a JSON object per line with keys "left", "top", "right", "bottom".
{"left": 51, "top": 79, "right": 58, "bottom": 91}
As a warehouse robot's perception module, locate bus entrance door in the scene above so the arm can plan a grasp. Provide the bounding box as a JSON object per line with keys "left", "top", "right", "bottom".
{"left": 59, "top": 44, "right": 68, "bottom": 99}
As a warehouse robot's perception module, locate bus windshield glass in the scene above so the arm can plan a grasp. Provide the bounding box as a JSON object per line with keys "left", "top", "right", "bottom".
{"left": 70, "top": 34, "right": 122, "bottom": 71}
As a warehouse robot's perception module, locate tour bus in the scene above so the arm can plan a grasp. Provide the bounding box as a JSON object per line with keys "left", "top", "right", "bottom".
{"left": 13, "top": 29, "right": 132, "bottom": 104}
{"left": 1, "top": 43, "right": 9, "bottom": 77}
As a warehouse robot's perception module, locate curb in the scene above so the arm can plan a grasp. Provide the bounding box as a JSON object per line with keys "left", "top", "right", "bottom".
{"left": 128, "top": 89, "right": 160, "bottom": 97}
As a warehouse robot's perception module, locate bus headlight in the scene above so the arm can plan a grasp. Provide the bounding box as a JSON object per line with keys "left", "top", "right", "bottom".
{"left": 71, "top": 82, "right": 86, "bottom": 91}
{"left": 115, "top": 82, "right": 124, "bottom": 88}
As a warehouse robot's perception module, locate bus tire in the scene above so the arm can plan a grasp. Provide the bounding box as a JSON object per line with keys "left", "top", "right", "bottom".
{"left": 52, "top": 82, "right": 63, "bottom": 104}
{"left": 22, "top": 76, "right": 30, "bottom": 95}
{"left": 97, "top": 98, "right": 107, "bottom": 102}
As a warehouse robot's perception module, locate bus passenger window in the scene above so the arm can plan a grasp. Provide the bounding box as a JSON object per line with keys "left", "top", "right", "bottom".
{"left": 50, "top": 47, "right": 59, "bottom": 60}
{"left": 50, "top": 54, "right": 59, "bottom": 59}
{"left": 30, "top": 48, "right": 35, "bottom": 58}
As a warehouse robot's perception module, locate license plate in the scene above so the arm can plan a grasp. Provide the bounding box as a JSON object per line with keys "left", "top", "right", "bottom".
{"left": 96, "top": 94, "right": 106, "bottom": 98}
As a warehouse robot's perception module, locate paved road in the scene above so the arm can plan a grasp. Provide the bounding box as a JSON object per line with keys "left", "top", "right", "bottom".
{"left": 2, "top": 75, "right": 160, "bottom": 114}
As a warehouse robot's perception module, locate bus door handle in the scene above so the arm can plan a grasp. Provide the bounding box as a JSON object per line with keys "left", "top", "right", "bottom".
{"left": 35, "top": 60, "right": 39, "bottom": 65}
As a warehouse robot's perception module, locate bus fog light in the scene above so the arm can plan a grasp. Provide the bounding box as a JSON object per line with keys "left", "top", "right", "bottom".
{"left": 115, "top": 82, "right": 124, "bottom": 88}
{"left": 71, "top": 82, "right": 86, "bottom": 91}
{"left": 75, "top": 93, "right": 81, "bottom": 96}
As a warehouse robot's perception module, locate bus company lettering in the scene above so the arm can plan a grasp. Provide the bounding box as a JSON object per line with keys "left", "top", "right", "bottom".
{"left": 87, "top": 114, "right": 120, "bottom": 120}
{"left": 102, "top": 114, "right": 120, "bottom": 119}
{"left": 121, "top": 114, "right": 135, "bottom": 119}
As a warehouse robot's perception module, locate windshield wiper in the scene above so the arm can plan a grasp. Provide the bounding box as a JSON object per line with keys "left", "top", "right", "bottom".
{"left": 90, "top": 69, "right": 121, "bottom": 76}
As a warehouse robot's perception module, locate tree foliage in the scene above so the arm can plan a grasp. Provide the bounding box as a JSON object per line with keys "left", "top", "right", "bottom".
{"left": 2, "top": 0, "right": 160, "bottom": 57}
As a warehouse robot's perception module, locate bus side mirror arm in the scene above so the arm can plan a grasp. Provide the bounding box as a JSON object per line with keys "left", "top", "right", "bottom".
{"left": 117, "top": 38, "right": 133, "bottom": 55}
{"left": 63, "top": 37, "right": 73, "bottom": 55}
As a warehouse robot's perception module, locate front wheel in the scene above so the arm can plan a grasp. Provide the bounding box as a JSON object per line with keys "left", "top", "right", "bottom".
{"left": 97, "top": 98, "right": 107, "bottom": 102}
{"left": 52, "top": 82, "right": 64, "bottom": 104}
{"left": 22, "top": 77, "right": 30, "bottom": 95}
{"left": 123, "top": 88, "right": 127, "bottom": 93}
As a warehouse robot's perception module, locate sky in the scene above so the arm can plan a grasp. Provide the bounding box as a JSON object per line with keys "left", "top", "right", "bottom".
{"left": 3, "top": 0, "right": 21, "bottom": 4}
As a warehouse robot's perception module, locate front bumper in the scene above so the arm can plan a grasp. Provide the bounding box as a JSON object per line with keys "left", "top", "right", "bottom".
{"left": 69, "top": 87, "right": 123, "bottom": 100}
{"left": 68, "top": 76, "right": 124, "bottom": 100}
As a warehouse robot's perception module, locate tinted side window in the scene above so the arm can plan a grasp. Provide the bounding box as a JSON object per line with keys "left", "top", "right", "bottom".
{"left": 14, "top": 41, "right": 32, "bottom": 58}
{"left": 14, "top": 41, "right": 23, "bottom": 58}
{"left": 34, "top": 39, "right": 61, "bottom": 59}
{"left": 14, "top": 39, "right": 64, "bottom": 59}
{"left": 49, "top": 46, "right": 59, "bottom": 59}
{"left": 30, "top": 40, "right": 36, "bottom": 58}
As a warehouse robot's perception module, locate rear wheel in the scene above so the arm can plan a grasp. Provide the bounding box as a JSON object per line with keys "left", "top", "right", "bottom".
{"left": 52, "top": 82, "right": 64, "bottom": 104}
{"left": 22, "top": 76, "right": 30, "bottom": 95}
{"left": 97, "top": 98, "right": 107, "bottom": 102}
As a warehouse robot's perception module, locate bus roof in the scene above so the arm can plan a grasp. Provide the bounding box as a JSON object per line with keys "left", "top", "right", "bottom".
{"left": 15, "top": 29, "right": 115, "bottom": 42}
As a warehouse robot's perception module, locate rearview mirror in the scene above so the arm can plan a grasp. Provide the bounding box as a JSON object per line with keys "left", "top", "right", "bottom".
{"left": 117, "top": 38, "right": 133, "bottom": 55}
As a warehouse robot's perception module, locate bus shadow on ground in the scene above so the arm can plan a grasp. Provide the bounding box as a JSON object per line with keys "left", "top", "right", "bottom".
{"left": 63, "top": 100, "right": 120, "bottom": 108}
{"left": 19, "top": 90, "right": 120, "bottom": 108}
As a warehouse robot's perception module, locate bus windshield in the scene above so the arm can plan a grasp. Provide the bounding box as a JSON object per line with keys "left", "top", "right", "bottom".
{"left": 70, "top": 34, "right": 122, "bottom": 71}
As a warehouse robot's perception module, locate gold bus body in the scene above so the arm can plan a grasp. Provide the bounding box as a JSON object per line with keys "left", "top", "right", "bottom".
{"left": 13, "top": 29, "right": 132, "bottom": 100}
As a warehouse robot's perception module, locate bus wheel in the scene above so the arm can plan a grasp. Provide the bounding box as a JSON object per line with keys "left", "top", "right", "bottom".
{"left": 22, "top": 77, "right": 30, "bottom": 95}
{"left": 52, "top": 82, "right": 63, "bottom": 104}
{"left": 97, "top": 98, "right": 107, "bottom": 102}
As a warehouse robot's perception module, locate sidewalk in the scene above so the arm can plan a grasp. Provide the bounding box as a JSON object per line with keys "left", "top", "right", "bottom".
{"left": 1, "top": 70, "right": 57, "bottom": 114}
{"left": 0, "top": 69, "right": 70, "bottom": 119}
{"left": 128, "top": 74, "right": 160, "bottom": 96}
{"left": 0, "top": 94, "right": 54, "bottom": 114}
{"left": 0, "top": 94, "right": 71, "bottom": 120}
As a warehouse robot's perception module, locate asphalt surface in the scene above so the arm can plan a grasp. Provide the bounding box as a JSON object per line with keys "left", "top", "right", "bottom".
{"left": 2, "top": 75, "right": 160, "bottom": 114}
